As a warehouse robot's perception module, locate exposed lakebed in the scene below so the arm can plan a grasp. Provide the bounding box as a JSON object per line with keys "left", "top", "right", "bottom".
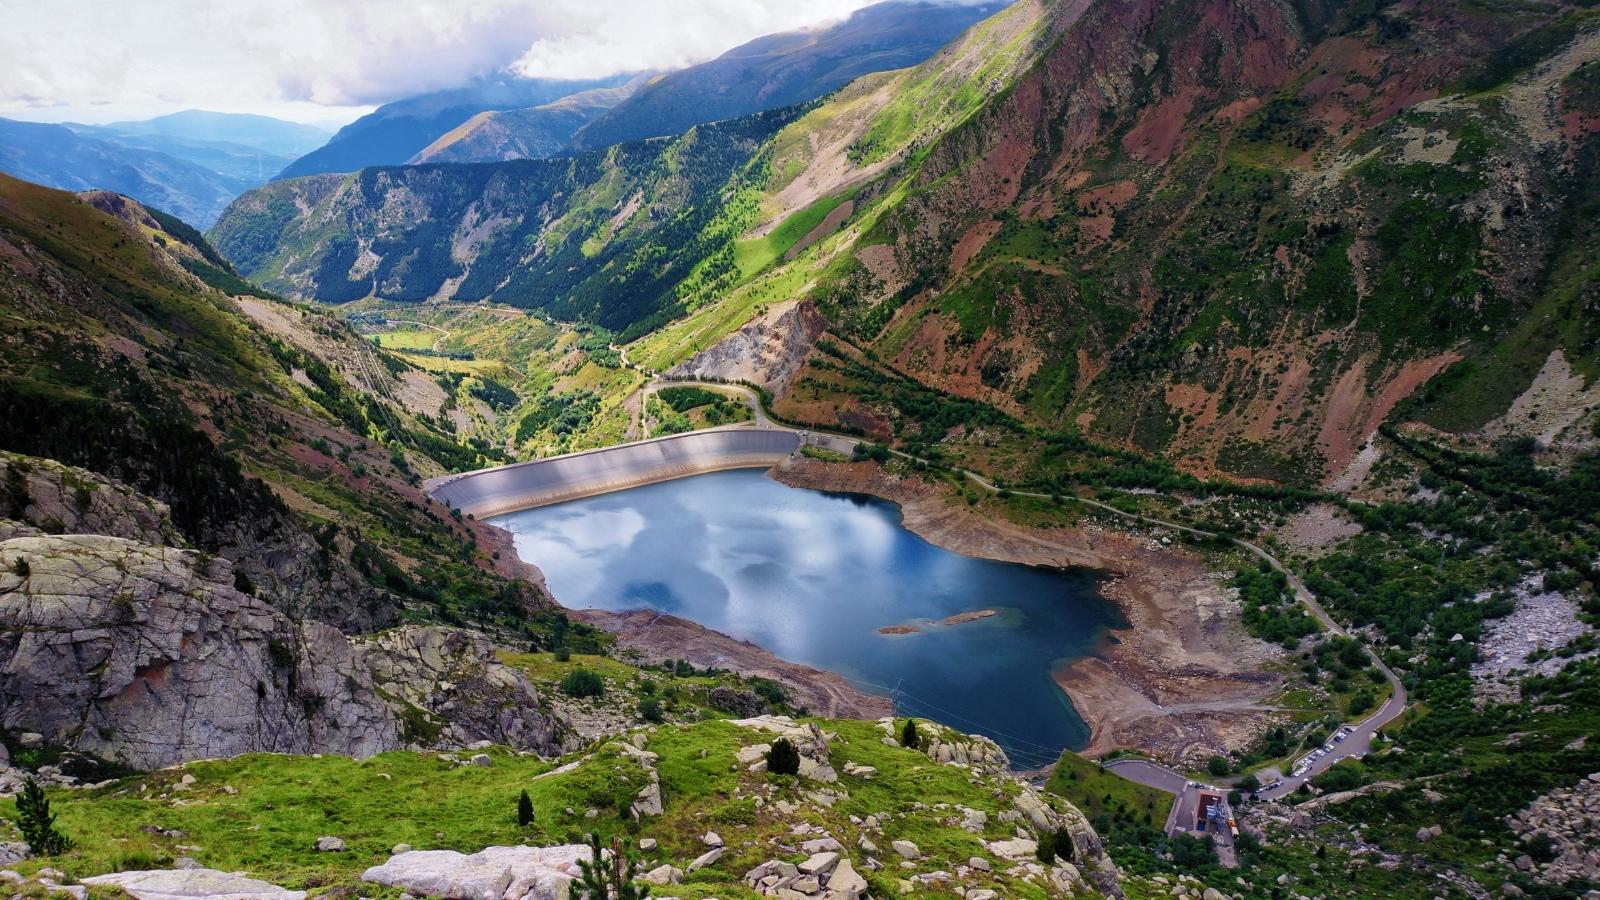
{"left": 492, "top": 469, "right": 1122, "bottom": 766}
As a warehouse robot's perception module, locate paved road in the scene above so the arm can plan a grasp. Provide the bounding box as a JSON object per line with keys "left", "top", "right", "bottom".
{"left": 641, "top": 379, "right": 776, "bottom": 428}
{"left": 1103, "top": 759, "right": 1238, "bottom": 866}
{"left": 957, "top": 471, "right": 1410, "bottom": 799}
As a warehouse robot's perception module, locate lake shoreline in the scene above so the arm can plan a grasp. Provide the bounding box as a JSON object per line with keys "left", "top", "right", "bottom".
{"left": 768, "top": 456, "right": 1285, "bottom": 769}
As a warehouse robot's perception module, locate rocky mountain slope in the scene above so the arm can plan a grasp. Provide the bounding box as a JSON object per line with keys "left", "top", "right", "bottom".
{"left": 569, "top": 0, "right": 1008, "bottom": 150}
{"left": 276, "top": 74, "right": 636, "bottom": 178}
{"left": 629, "top": 0, "right": 1600, "bottom": 486}
{"left": 211, "top": 106, "right": 806, "bottom": 329}
{"left": 0, "top": 174, "right": 565, "bottom": 637}
{"left": 210, "top": 0, "right": 1599, "bottom": 483}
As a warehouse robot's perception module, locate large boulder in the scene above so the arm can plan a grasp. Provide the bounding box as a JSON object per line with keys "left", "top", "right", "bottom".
{"left": 361, "top": 845, "right": 590, "bottom": 900}
{"left": 0, "top": 534, "right": 570, "bottom": 770}
{"left": 82, "top": 868, "right": 306, "bottom": 899}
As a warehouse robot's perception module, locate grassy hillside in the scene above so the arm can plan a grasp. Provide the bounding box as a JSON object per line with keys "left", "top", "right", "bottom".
{"left": 0, "top": 174, "right": 578, "bottom": 642}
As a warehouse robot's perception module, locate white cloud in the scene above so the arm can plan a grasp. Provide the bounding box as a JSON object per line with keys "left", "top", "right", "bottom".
{"left": 0, "top": 0, "right": 878, "bottom": 122}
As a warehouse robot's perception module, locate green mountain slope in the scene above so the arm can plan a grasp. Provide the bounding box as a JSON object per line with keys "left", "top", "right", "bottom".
{"left": 0, "top": 174, "right": 572, "bottom": 641}
{"left": 210, "top": 106, "right": 807, "bottom": 331}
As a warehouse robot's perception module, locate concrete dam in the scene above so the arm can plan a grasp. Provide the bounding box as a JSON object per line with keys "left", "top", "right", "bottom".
{"left": 427, "top": 426, "right": 804, "bottom": 518}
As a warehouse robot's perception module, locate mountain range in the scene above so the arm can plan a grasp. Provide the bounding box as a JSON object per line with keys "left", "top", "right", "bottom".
{"left": 274, "top": 74, "right": 638, "bottom": 178}
{"left": 217, "top": 0, "right": 1600, "bottom": 484}
{"left": 567, "top": 0, "right": 1008, "bottom": 150}
{"left": 2, "top": 1, "right": 1599, "bottom": 898}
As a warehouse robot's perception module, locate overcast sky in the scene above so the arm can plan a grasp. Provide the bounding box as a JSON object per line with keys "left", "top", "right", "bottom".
{"left": 0, "top": 0, "right": 880, "bottom": 126}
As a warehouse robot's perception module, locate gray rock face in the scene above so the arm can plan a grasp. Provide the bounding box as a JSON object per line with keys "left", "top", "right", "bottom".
{"left": 0, "top": 534, "right": 569, "bottom": 770}
{"left": 82, "top": 867, "right": 307, "bottom": 899}
{"left": 665, "top": 299, "right": 829, "bottom": 393}
{"left": 0, "top": 452, "right": 182, "bottom": 546}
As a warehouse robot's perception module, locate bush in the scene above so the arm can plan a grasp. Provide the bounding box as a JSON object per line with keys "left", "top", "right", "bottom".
{"left": 517, "top": 789, "right": 534, "bottom": 827}
{"left": 1206, "top": 756, "right": 1230, "bottom": 777}
{"left": 1523, "top": 832, "right": 1558, "bottom": 863}
{"left": 1035, "top": 829, "right": 1057, "bottom": 864}
{"left": 561, "top": 668, "right": 604, "bottom": 698}
{"left": 17, "top": 778, "right": 72, "bottom": 856}
{"left": 553, "top": 646, "right": 571, "bottom": 663}
{"left": 639, "top": 697, "right": 665, "bottom": 723}
{"left": 766, "top": 737, "right": 801, "bottom": 776}
{"left": 900, "top": 718, "right": 920, "bottom": 750}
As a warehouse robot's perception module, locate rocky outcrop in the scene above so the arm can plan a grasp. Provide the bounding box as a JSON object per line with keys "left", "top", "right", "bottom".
{"left": 360, "top": 845, "right": 592, "bottom": 900}
{"left": 83, "top": 868, "right": 308, "bottom": 899}
{"left": 0, "top": 451, "right": 182, "bottom": 545}
{"left": 0, "top": 533, "right": 570, "bottom": 770}
{"left": 1505, "top": 772, "right": 1600, "bottom": 886}
{"left": 666, "top": 300, "right": 830, "bottom": 393}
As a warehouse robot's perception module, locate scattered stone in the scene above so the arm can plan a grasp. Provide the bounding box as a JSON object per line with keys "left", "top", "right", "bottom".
{"left": 1416, "top": 825, "right": 1442, "bottom": 843}
{"left": 641, "top": 865, "right": 682, "bottom": 885}
{"left": 702, "top": 831, "right": 724, "bottom": 848}
{"left": 687, "top": 847, "right": 724, "bottom": 872}
{"left": 470, "top": 754, "right": 493, "bottom": 767}
{"left": 968, "top": 856, "right": 991, "bottom": 872}
{"left": 891, "top": 840, "right": 920, "bottom": 860}
{"left": 314, "top": 836, "right": 345, "bottom": 853}
{"left": 638, "top": 838, "right": 657, "bottom": 852}
{"left": 392, "top": 844, "right": 412, "bottom": 855}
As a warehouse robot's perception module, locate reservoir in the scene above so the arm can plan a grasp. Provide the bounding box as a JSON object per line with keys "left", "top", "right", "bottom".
{"left": 491, "top": 468, "right": 1121, "bottom": 767}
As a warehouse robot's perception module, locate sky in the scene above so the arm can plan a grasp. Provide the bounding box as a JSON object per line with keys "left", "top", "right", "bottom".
{"left": 0, "top": 0, "right": 883, "bottom": 127}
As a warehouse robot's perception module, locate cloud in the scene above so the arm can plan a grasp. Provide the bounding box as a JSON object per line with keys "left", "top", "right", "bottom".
{"left": 0, "top": 0, "right": 880, "bottom": 120}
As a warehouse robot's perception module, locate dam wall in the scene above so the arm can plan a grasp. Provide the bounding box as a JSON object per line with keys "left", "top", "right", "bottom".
{"left": 428, "top": 426, "right": 803, "bottom": 518}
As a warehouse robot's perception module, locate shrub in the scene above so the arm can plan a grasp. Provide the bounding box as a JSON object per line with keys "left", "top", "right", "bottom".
{"left": 1035, "top": 829, "right": 1057, "bottom": 864}
{"left": 639, "top": 697, "right": 665, "bottom": 723}
{"left": 1523, "top": 832, "right": 1558, "bottom": 863}
{"left": 10, "top": 557, "right": 27, "bottom": 577}
{"left": 517, "top": 789, "right": 534, "bottom": 827}
{"left": 575, "top": 831, "right": 650, "bottom": 900}
{"left": 766, "top": 737, "right": 801, "bottom": 776}
{"left": 1051, "top": 826, "right": 1075, "bottom": 861}
{"left": 17, "top": 778, "right": 72, "bottom": 856}
{"left": 900, "top": 718, "right": 920, "bottom": 750}
{"left": 1206, "top": 756, "right": 1230, "bottom": 777}
{"left": 561, "top": 668, "right": 604, "bottom": 698}
{"left": 554, "top": 646, "right": 571, "bottom": 663}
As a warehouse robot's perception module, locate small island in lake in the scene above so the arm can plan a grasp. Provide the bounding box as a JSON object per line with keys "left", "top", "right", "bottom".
{"left": 878, "top": 608, "right": 999, "bottom": 635}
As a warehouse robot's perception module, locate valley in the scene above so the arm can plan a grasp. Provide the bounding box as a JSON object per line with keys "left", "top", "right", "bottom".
{"left": 1, "top": 0, "right": 1598, "bottom": 898}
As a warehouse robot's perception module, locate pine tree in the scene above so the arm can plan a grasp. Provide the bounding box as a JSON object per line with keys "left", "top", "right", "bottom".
{"left": 16, "top": 778, "right": 72, "bottom": 856}
{"left": 766, "top": 737, "right": 800, "bottom": 776}
{"left": 900, "top": 718, "right": 919, "bottom": 749}
{"left": 575, "top": 831, "right": 651, "bottom": 900}
{"left": 517, "top": 789, "right": 534, "bottom": 827}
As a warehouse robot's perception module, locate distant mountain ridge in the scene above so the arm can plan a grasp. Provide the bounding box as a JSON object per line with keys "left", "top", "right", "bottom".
{"left": 408, "top": 77, "right": 648, "bottom": 164}
{"left": 0, "top": 117, "right": 244, "bottom": 227}
{"left": 275, "top": 74, "right": 636, "bottom": 178}
{"left": 86, "top": 109, "right": 330, "bottom": 157}
{"left": 570, "top": 0, "right": 1008, "bottom": 150}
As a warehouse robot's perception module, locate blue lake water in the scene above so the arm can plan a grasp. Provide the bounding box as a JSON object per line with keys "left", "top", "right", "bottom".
{"left": 490, "top": 468, "right": 1122, "bottom": 767}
